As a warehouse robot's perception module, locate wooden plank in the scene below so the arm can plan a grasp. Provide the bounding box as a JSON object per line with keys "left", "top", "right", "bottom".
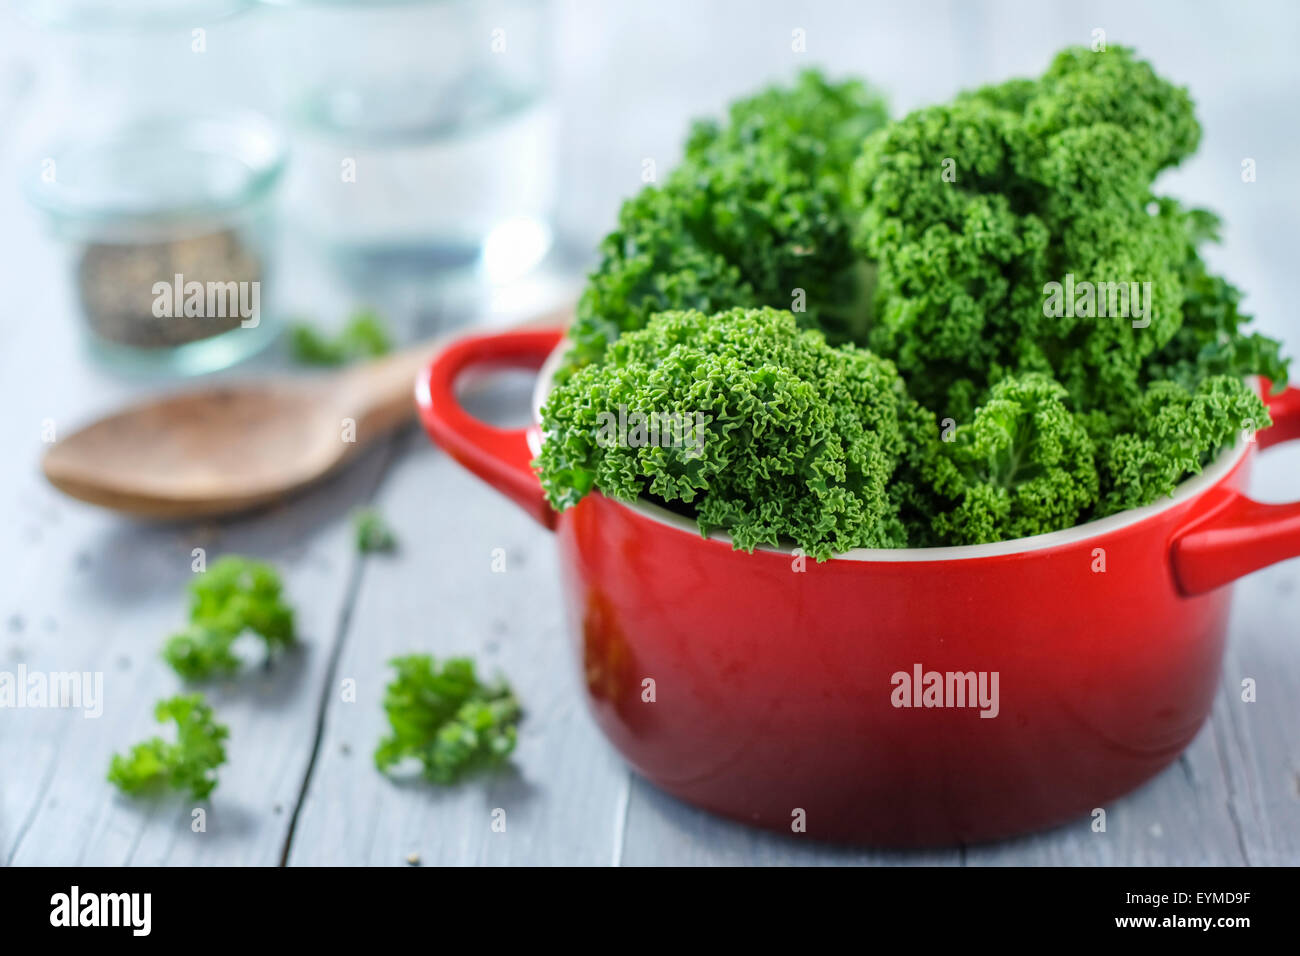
{"left": 0, "top": 158, "right": 401, "bottom": 864}
{"left": 284, "top": 412, "right": 629, "bottom": 866}
{"left": 964, "top": 716, "right": 1248, "bottom": 866}
{"left": 2, "top": 445, "right": 397, "bottom": 866}
{"left": 620, "top": 777, "right": 961, "bottom": 866}
{"left": 1213, "top": 563, "right": 1300, "bottom": 865}
{"left": 1214, "top": 440, "right": 1300, "bottom": 865}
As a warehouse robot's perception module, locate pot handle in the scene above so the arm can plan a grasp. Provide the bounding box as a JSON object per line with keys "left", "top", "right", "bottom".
{"left": 416, "top": 327, "right": 566, "bottom": 530}
{"left": 1171, "top": 384, "right": 1300, "bottom": 595}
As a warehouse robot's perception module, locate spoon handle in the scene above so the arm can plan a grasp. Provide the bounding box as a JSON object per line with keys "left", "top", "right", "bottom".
{"left": 340, "top": 307, "right": 573, "bottom": 442}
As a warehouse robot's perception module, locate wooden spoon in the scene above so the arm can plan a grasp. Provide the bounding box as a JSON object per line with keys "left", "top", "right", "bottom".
{"left": 42, "top": 309, "right": 570, "bottom": 519}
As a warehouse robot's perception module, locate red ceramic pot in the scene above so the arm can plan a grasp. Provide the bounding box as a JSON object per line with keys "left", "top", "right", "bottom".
{"left": 417, "top": 327, "right": 1300, "bottom": 846}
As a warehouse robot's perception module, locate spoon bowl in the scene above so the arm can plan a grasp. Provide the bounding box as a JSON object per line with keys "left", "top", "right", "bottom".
{"left": 42, "top": 350, "right": 427, "bottom": 519}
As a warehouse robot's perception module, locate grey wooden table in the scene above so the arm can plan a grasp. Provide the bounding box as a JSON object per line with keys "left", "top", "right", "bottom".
{"left": 2, "top": 0, "right": 1299, "bottom": 867}
{"left": 3, "top": 234, "right": 1298, "bottom": 865}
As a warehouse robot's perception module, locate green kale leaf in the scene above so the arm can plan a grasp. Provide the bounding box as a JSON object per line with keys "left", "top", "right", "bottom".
{"left": 162, "top": 556, "right": 296, "bottom": 680}
{"left": 562, "top": 70, "right": 888, "bottom": 376}
{"left": 546, "top": 45, "right": 1289, "bottom": 551}
{"left": 354, "top": 507, "right": 398, "bottom": 554}
{"left": 108, "top": 694, "right": 229, "bottom": 799}
{"left": 291, "top": 309, "right": 392, "bottom": 366}
{"left": 1098, "top": 375, "right": 1270, "bottom": 515}
{"left": 927, "top": 373, "right": 1099, "bottom": 544}
{"left": 375, "top": 655, "right": 521, "bottom": 785}
{"left": 538, "top": 307, "right": 935, "bottom": 560}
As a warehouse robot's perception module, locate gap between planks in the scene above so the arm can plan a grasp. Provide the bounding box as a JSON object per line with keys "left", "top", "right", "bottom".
{"left": 277, "top": 432, "right": 408, "bottom": 866}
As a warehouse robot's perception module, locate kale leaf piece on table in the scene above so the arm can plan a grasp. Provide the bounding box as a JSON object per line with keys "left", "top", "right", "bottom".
{"left": 163, "top": 556, "right": 297, "bottom": 680}
{"left": 108, "top": 694, "right": 229, "bottom": 799}
{"left": 375, "top": 655, "right": 521, "bottom": 785}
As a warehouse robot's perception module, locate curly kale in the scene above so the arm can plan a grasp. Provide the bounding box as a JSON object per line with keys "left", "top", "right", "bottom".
{"left": 290, "top": 309, "right": 392, "bottom": 366}
{"left": 1098, "top": 375, "right": 1269, "bottom": 514}
{"left": 853, "top": 46, "right": 1214, "bottom": 412}
{"left": 162, "top": 556, "right": 297, "bottom": 681}
{"left": 850, "top": 45, "right": 1283, "bottom": 528}
{"left": 854, "top": 45, "right": 1286, "bottom": 418}
{"left": 375, "top": 655, "right": 521, "bottom": 785}
{"left": 926, "top": 374, "right": 1099, "bottom": 545}
{"left": 543, "top": 46, "right": 1288, "bottom": 553}
{"left": 562, "top": 70, "right": 889, "bottom": 376}
{"left": 684, "top": 67, "right": 890, "bottom": 198}
{"left": 539, "top": 307, "right": 934, "bottom": 560}
{"left": 353, "top": 507, "right": 398, "bottom": 554}
{"left": 108, "top": 694, "right": 229, "bottom": 799}
{"left": 1145, "top": 209, "right": 1290, "bottom": 389}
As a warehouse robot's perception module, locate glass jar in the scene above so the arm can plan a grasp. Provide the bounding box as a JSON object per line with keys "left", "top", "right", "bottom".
{"left": 17, "top": 0, "right": 285, "bottom": 375}
{"left": 259, "top": 0, "right": 557, "bottom": 285}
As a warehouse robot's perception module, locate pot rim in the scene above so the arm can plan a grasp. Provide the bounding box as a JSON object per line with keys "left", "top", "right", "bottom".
{"left": 530, "top": 342, "right": 1253, "bottom": 562}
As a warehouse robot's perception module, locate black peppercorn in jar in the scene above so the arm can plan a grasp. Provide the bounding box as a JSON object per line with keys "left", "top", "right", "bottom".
{"left": 77, "top": 229, "right": 262, "bottom": 350}
{"left": 25, "top": 114, "right": 285, "bottom": 375}
{"left": 16, "top": 1, "right": 283, "bottom": 375}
